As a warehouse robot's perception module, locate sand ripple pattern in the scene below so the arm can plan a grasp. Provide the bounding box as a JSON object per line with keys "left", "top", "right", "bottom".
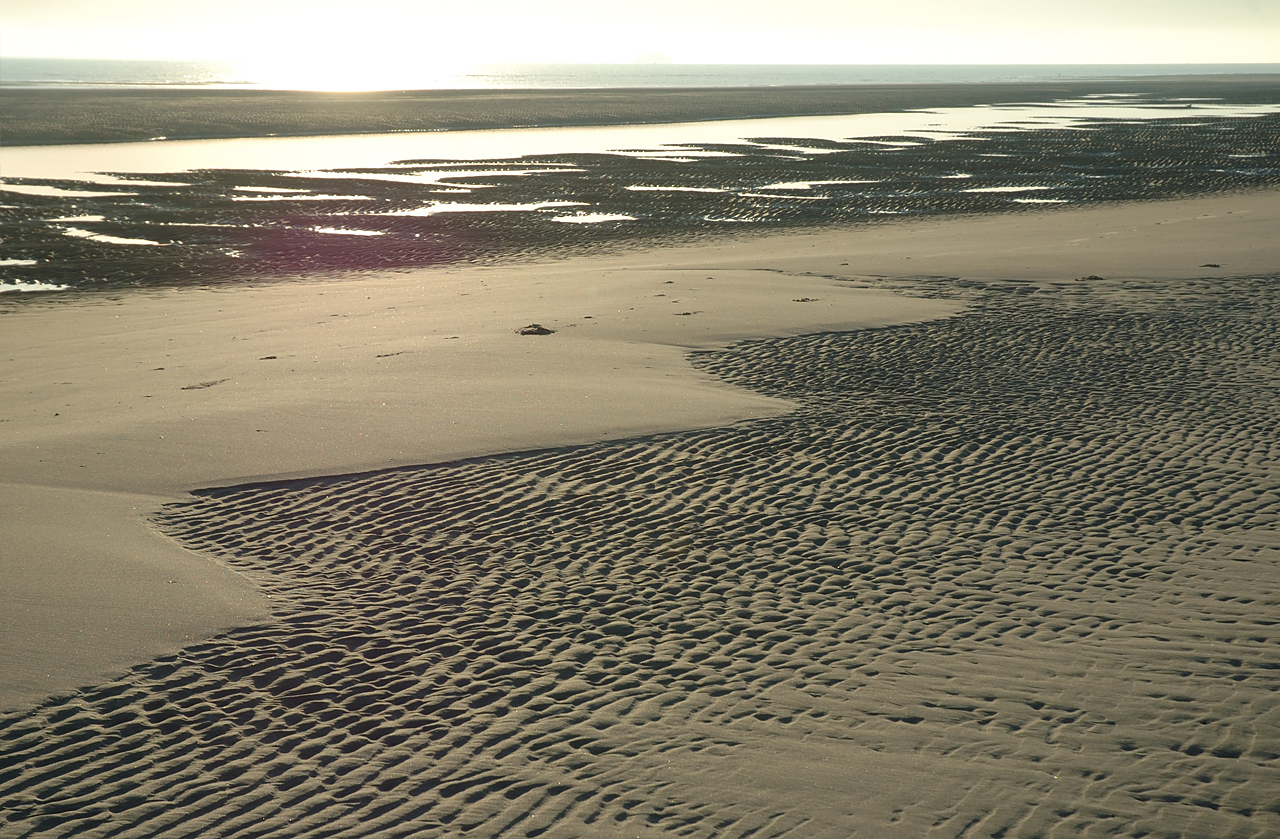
{"left": 4, "top": 275, "right": 1280, "bottom": 838}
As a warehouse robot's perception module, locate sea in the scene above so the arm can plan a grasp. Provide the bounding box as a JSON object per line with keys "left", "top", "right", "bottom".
{"left": 4, "top": 58, "right": 1280, "bottom": 90}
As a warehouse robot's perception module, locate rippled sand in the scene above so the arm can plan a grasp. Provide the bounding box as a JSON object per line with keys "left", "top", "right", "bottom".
{"left": 4, "top": 248, "right": 1280, "bottom": 837}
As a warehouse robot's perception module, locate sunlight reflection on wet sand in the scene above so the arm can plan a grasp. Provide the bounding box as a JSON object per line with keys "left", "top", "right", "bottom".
{"left": 5, "top": 98, "right": 1278, "bottom": 190}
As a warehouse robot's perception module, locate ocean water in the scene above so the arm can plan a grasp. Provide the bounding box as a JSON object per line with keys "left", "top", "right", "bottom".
{"left": 3, "top": 58, "right": 1279, "bottom": 91}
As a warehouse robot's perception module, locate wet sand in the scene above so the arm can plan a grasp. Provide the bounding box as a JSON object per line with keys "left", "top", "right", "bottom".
{"left": 6, "top": 76, "right": 1280, "bottom": 146}
{"left": 5, "top": 81, "right": 1279, "bottom": 296}
{"left": 2, "top": 185, "right": 1279, "bottom": 836}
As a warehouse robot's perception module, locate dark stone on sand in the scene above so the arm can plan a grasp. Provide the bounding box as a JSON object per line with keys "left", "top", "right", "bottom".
{"left": 518, "top": 324, "right": 555, "bottom": 335}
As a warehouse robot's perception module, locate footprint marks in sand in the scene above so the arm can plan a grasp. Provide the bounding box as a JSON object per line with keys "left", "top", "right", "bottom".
{"left": 2, "top": 275, "right": 1280, "bottom": 838}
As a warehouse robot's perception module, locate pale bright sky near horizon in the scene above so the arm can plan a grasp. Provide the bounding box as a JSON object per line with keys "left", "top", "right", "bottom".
{"left": 3, "top": 0, "right": 1278, "bottom": 88}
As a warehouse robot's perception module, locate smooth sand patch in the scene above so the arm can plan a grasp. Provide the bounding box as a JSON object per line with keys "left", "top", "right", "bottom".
{"left": 0, "top": 268, "right": 953, "bottom": 495}
{"left": 698, "top": 187, "right": 1280, "bottom": 283}
{"left": 0, "top": 484, "right": 268, "bottom": 710}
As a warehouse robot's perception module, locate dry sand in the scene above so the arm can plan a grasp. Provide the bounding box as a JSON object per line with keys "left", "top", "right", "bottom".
{"left": 0, "top": 484, "right": 267, "bottom": 710}
{"left": 2, "top": 189, "right": 1279, "bottom": 837}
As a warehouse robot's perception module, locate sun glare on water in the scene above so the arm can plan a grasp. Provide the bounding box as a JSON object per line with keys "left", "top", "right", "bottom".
{"left": 233, "top": 53, "right": 473, "bottom": 91}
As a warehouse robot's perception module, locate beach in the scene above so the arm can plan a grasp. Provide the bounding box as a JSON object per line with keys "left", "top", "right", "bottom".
{"left": 2, "top": 85, "right": 1279, "bottom": 838}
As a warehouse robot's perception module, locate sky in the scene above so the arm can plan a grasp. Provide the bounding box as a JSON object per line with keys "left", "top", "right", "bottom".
{"left": 3, "top": 0, "right": 1277, "bottom": 81}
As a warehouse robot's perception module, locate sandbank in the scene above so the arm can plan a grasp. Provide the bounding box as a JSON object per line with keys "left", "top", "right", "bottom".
{"left": 6, "top": 76, "right": 1280, "bottom": 146}
{"left": 0, "top": 233, "right": 956, "bottom": 710}
{"left": 3, "top": 187, "right": 1280, "bottom": 837}
{"left": 3, "top": 188, "right": 1276, "bottom": 712}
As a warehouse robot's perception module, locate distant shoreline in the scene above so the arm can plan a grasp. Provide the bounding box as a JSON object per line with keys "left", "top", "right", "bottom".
{"left": 5, "top": 75, "right": 1280, "bottom": 146}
